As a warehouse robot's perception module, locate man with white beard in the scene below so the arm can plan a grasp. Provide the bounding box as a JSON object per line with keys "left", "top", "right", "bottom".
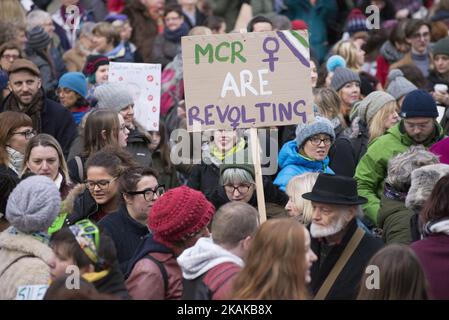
{"left": 302, "top": 174, "right": 383, "bottom": 300}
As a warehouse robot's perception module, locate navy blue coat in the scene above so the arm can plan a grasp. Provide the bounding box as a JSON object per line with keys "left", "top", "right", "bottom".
{"left": 98, "top": 205, "right": 149, "bottom": 275}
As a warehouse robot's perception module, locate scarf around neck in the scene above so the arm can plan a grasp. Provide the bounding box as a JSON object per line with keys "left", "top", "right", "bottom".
{"left": 163, "top": 22, "right": 190, "bottom": 42}
{"left": 3, "top": 89, "right": 44, "bottom": 133}
{"left": 6, "top": 146, "right": 24, "bottom": 174}
{"left": 384, "top": 183, "right": 408, "bottom": 202}
{"left": 210, "top": 138, "right": 246, "bottom": 162}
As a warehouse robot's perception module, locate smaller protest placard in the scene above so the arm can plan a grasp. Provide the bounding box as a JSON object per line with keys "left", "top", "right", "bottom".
{"left": 109, "top": 62, "right": 162, "bottom": 131}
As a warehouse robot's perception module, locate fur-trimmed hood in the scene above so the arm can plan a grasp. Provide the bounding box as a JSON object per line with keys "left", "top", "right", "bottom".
{"left": 62, "top": 183, "right": 86, "bottom": 215}
{"left": 405, "top": 164, "right": 449, "bottom": 212}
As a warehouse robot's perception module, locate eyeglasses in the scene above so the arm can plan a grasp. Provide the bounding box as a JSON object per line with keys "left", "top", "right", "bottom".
{"left": 56, "top": 87, "right": 74, "bottom": 96}
{"left": 1, "top": 54, "right": 19, "bottom": 61}
{"left": 404, "top": 120, "right": 434, "bottom": 130}
{"left": 224, "top": 183, "right": 253, "bottom": 195}
{"left": 85, "top": 177, "right": 118, "bottom": 190}
{"left": 12, "top": 130, "right": 36, "bottom": 139}
{"left": 308, "top": 136, "right": 332, "bottom": 146}
{"left": 412, "top": 32, "right": 430, "bottom": 40}
{"left": 126, "top": 185, "right": 165, "bottom": 201}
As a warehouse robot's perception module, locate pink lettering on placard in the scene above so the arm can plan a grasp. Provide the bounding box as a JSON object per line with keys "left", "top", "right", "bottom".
{"left": 118, "top": 76, "right": 123, "bottom": 81}
{"left": 147, "top": 95, "right": 153, "bottom": 101}
{"left": 152, "top": 106, "right": 157, "bottom": 112}
{"left": 147, "top": 75, "right": 154, "bottom": 82}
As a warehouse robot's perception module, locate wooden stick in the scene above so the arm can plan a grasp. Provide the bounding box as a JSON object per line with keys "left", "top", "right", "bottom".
{"left": 250, "top": 128, "right": 267, "bottom": 223}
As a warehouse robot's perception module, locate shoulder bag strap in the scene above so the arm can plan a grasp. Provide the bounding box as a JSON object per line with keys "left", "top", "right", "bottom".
{"left": 314, "top": 227, "right": 365, "bottom": 300}
{"left": 75, "top": 156, "right": 84, "bottom": 182}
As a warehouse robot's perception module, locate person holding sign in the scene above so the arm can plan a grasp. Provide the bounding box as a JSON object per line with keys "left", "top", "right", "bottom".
{"left": 274, "top": 116, "right": 335, "bottom": 192}
{"left": 187, "top": 129, "right": 247, "bottom": 200}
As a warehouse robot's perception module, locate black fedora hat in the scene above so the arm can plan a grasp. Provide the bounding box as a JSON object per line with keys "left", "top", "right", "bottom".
{"left": 302, "top": 173, "right": 367, "bottom": 205}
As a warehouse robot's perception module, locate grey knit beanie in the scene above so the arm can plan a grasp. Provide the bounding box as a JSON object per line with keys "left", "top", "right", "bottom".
{"left": 296, "top": 116, "right": 336, "bottom": 148}
{"left": 6, "top": 176, "right": 61, "bottom": 233}
{"left": 350, "top": 91, "right": 396, "bottom": 123}
{"left": 386, "top": 69, "right": 417, "bottom": 100}
{"left": 26, "top": 26, "right": 52, "bottom": 51}
{"left": 94, "top": 83, "right": 134, "bottom": 112}
{"left": 330, "top": 67, "right": 361, "bottom": 91}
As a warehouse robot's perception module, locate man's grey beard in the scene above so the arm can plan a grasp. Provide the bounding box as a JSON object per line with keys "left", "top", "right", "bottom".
{"left": 310, "top": 214, "right": 348, "bottom": 238}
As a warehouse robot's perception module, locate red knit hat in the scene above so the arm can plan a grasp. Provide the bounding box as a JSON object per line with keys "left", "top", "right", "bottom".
{"left": 148, "top": 186, "right": 215, "bottom": 248}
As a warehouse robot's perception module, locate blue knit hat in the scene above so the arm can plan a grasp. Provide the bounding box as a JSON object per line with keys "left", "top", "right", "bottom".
{"left": 400, "top": 89, "right": 438, "bottom": 118}
{"left": 296, "top": 116, "right": 336, "bottom": 148}
{"left": 58, "top": 72, "right": 88, "bottom": 98}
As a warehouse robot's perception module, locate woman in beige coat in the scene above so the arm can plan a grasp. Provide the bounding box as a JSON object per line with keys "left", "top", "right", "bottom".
{"left": 0, "top": 176, "right": 61, "bottom": 300}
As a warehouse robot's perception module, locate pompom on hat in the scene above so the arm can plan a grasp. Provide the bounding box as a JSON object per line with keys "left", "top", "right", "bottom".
{"left": 326, "top": 55, "right": 347, "bottom": 73}
{"left": 148, "top": 186, "right": 215, "bottom": 248}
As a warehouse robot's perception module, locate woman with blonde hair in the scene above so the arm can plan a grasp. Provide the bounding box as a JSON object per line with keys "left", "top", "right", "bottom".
{"left": 334, "top": 39, "right": 364, "bottom": 72}
{"left": 231, "top": 219, "right": 317, "bottom": 300}
{"left": 22, "top": 134, "right": 73, "bottom": 200}
{"left": 285, "top": 172, "right": 319, "bottom": 225}
{"left": 347, "top": 91, "right": 400, "bottom": 162}
{"left": 0, "top": 0, "right": 26, "bottom": 25}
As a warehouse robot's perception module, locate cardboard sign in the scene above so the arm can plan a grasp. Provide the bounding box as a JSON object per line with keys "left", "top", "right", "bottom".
{"left": 182, "top": 30, "right": 315, "bottom": 132}
{"left": 16, "top": 284, "right": 48, "bottom": 300}
{"left": 109, "top": 62, "right": 161, "bottom": 131}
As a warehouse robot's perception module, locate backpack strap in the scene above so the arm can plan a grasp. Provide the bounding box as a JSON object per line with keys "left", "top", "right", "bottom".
{"left": 203, "top": 262, "right": 241, "bottom": 299}
{"left": 144, "top": 254, "right": 169, "bottom": 296}
{"left": 74, "top": 156, "right": 84, "bottom": 182}
{"left": 0, "top": 255, "right": 34, "bottom": 279}
{"left": 314, "top": 227, "right": 365, "bottom": 300}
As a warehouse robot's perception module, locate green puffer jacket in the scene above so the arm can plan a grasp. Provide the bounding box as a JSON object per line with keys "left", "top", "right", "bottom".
{"left": 355, "top": 121, "right": 444, "bottom": 225}
{"left": 378, "top": 193, "right": 414, "bottom": 245}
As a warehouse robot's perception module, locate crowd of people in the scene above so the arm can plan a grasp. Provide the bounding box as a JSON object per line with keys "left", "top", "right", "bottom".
{"left": 1, "top": 0, "right": 449, "bottom": 301}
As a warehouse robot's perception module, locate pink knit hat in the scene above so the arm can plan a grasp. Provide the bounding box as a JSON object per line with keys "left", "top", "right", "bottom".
{"left": 148, "top": 186, "right": 215, "bottom": 247}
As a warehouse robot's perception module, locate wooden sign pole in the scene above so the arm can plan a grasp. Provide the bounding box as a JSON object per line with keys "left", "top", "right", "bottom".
{"left": 250, "top": 128, "right": 267, "bottom": 223}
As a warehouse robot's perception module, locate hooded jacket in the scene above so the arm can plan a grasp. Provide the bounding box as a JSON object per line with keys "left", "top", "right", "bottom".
{"left": 274, "top": 140, "right": 334, "bottom": 192}
{"left": 177, "top": 237, "right": 243, "bottom": 300}
{"left": 0, "top": 227, "right": 53, "bottom": 300}
{"left": 355, "top": 121, "right": 444, "bottom": 225}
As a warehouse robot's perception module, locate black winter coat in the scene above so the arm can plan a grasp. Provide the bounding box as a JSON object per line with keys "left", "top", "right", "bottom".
{"left": 92, "top": 261, "right": 130, "bottom": 300}
{"left": 310, "top": 219, "right": 384, "bottom": 300}
{"left": 187, "top": 163, "right": 220, "bottom": 201}
{"left": 126, "top": 128, "right": 152, "bottom": 168}
{"left": 98, "top": 205, "right": 149, "bottom": 274}
{"left": 328, "top": 125, "right": 358, "bottom": 177}
{"left": 1, "top": 97, "right": 77, "bottom": 158}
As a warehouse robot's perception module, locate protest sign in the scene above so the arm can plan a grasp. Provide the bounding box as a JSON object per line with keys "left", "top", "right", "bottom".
{"left": 109, "top": 62, "right": 161, "bottom": 131}
{"left": 182, "top": 30, "right": 314, "bottom": 132}
{"left": 16, "top": 285, "right": 48, "bottom": 300}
